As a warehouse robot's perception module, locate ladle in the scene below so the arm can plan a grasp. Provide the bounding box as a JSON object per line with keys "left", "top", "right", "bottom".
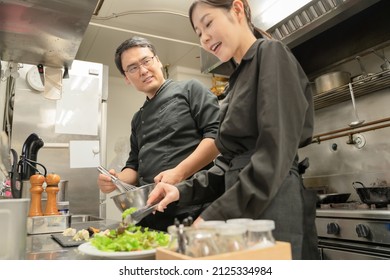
{"left": 348, "top": 83, "right": 365, "bottom": 127}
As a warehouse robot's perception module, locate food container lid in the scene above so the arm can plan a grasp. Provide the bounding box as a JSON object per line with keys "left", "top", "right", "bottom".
{"left": 215, "top": 223, "right": 247, "bottom": 235}
{"left": 247, "top": 220, "right": 275, "bottom": 232}
{"left": 196, "top": 220, "right": 225, "bottom": 230}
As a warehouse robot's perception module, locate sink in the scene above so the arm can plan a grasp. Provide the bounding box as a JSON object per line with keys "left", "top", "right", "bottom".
{"left": 70, "top": 214, "right": 103, "bottom": 223}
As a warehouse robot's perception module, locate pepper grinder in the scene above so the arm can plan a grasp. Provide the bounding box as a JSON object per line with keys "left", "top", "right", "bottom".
{"left": 44, "top": 173, "right": 61, "bottom": 216}
{"left": 28, "top": 174, "right": 45, "bottom": 217}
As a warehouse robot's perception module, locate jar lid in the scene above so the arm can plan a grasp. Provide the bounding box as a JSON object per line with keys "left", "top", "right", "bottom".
{"left": 226, "top": 218, "right": 253, "bottom": 225}
{"left": 247, "top": 220, "right": 275, "bottom": 232}
{"left": 215, "top": 223, "right": 247, "bottom": 235}
{"left": 196, "top": 220, "right": 225, "bottom": 230}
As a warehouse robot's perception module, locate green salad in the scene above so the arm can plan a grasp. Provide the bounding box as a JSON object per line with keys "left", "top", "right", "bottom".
{"left": 121, "top": 207, "right": 137, "bottom": 219}
{"left": 90, "top": 212, "right": 170, "bottom": 252}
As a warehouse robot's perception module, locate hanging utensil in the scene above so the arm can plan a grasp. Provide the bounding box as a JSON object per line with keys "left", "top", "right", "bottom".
{"left": 97, "top": 165, "right": 137, "bottom": 192}
{"left": 353, "top": 56, "right": 374, "bottom": 82}
{"left": 348, "top": 83, "right": 365, "bottom": 127}
{"left": 10, "top": 148, "right": 22, "bottom": 198}
{"left": 0, "top": 131, "right": 11, "bottom": 177}
{"left": 371, "top": 49, "right": 390, "bottom": 72}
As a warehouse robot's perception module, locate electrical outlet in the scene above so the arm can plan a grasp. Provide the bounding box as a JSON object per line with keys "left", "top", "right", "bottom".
{"left": 353, "top": 133, "right": 366, "bottom": 149}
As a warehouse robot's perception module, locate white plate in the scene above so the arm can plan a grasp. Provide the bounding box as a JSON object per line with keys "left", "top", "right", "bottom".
{"left": 78, "top": 242, "right": 156, "bottom": 260}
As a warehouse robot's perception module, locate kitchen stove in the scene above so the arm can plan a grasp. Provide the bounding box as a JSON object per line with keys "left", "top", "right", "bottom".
{"left": 316, "top": 202, "right": 390, "bottom": 260}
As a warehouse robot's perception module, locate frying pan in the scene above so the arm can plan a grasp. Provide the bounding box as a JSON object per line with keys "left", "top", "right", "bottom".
{"left": 352, "top": 181, "right": 390, "bottom": 206}
{"left": 317, "top": 193, "right": 351, "bottom": 205}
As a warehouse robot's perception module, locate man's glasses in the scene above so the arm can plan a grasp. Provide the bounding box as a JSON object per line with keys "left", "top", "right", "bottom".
{"left": 124, "top": 56, "right": 156, "bottom": 74}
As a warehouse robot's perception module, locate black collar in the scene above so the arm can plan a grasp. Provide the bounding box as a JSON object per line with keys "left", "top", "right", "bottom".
{"left": 146, "top": 79, "right": 173, "bottom": 102}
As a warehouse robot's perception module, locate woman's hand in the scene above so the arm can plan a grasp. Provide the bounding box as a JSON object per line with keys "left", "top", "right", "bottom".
{"left": 147, "top": 182, "right": 180, "bottom": 212}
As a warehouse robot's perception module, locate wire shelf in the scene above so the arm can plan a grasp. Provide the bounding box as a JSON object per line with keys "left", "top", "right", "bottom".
{"left": 313, "top": 69, "right": 390, "bottom": 110}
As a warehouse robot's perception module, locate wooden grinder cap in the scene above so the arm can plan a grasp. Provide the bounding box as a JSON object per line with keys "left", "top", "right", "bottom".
{"left": 46, "top": 173, "right": 61, "bottom": 186}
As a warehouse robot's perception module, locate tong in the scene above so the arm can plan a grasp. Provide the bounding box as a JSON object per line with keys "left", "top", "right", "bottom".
{"left": 97, "top": 165, "right": 137, "bottom": 192}
{"left": 174, "top": 218, "right": 186, "bottom": 254}
{"left": 122, "top": 204, "right": 159, "bottom": 226}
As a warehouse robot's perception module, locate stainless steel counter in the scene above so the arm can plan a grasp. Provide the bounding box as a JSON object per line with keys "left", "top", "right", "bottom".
{"left": 25, "top": 219, "right": 121, "bottom": 260}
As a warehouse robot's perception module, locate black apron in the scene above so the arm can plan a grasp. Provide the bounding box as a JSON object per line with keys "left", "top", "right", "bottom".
{"left": 224, "top": 152, "right": 319, "bottom": 260}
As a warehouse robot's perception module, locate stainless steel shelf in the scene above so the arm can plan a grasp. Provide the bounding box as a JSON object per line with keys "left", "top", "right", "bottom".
{"left": 313, "top": 70, "right": 390, "bottom": 110}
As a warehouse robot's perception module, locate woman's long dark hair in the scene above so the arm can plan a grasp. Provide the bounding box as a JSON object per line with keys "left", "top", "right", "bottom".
{"left": 189, "top": 0, "right": 272, "bottom": 39}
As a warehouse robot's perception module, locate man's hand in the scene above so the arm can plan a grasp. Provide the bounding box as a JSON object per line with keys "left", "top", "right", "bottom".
{"left": 97, "top": 169, "right": 117, "bottom": 193}
{"left": 154, "top": 168, "right": 185, "bottom": 185}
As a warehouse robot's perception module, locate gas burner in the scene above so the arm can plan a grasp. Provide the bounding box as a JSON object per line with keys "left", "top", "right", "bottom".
{"left": 319, "top": 202, "right": 369, "bottom": 210}
{"left": 368, "top": 203, "right": 390, "bottom": 210}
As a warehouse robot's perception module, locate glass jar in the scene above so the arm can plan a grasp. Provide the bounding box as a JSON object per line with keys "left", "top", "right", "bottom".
{"left": 246, "top": 220, "right": 276, "bottom": 249}
{"left": 215, "top": 223, "right": 248, "bottom": 253}
{"left": 167, "top": 225, "right": 191, "bottom": 252}
{"left": 184, "top": 229, "right": 220, "bottom": 257}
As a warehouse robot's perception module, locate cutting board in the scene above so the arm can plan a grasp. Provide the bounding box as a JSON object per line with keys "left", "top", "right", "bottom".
{"left": 51, "top": 233, "right": 87, "bottom": 247}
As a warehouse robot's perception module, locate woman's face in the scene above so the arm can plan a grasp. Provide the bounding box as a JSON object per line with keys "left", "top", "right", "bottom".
{"left": 191, "top": 3, "right": 242, "bottom": 63}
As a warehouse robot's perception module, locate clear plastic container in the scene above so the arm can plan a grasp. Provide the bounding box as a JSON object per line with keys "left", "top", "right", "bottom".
{"left": 246, "top": 220, "right": 276, "bottom": 249}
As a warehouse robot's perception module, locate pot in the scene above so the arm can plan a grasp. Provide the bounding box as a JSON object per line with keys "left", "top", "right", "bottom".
{"left": 317, "top": 193, "right": 351, "bottom": 205}
{"left": 352, "top": 181, "right": 390, "bottom": 206}
{"left": 314, "top": 71, "right": 351, "bottom": 94}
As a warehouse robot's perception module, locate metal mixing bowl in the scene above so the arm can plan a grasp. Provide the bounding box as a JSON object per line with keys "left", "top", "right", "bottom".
{"left": 110, "top": 183, "right": 156, "bottom": 213}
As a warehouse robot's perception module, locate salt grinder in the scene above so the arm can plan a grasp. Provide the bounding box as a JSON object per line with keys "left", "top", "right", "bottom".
{"left": 44, "top": 173, "right": 60, "bottom": 216}
{"left": 28, "top": 174, "right": 45, "bottom": 217}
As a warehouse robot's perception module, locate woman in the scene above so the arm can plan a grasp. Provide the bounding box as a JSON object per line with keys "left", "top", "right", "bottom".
{"left": 148, "top": 0, "right": 319, "bottom": 259}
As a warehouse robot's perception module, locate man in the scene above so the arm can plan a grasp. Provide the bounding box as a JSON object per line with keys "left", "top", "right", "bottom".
{"left": 97, "top": 36, "right": 220, "bottom": 231}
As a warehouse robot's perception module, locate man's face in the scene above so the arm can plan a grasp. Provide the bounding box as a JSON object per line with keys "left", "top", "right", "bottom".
{"left": 121, "top": 46, "right": 165, "bottom": 97}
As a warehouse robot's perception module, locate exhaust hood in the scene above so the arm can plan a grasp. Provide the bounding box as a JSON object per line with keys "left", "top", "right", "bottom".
{"left": 264, "top": 0, "right": 381, "bottom": 48}
{"left": 0, "top": 0, "right": 99, "bottom": 69}
{"left": 200, "top": 0, "right": 385, "bottom": 77}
